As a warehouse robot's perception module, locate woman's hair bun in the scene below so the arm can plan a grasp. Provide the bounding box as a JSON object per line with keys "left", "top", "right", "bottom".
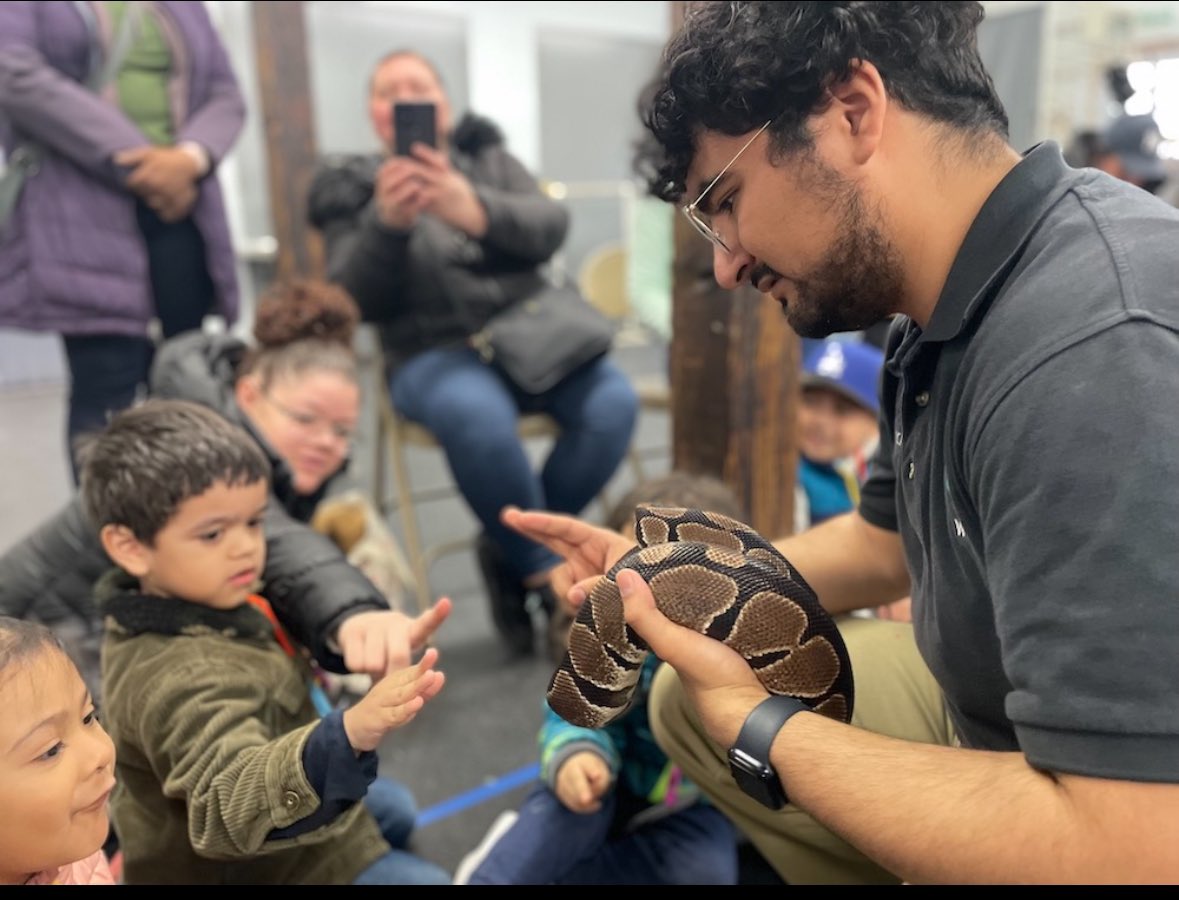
{"left": 252, "top": 279, "right": 360, "bottom": 349}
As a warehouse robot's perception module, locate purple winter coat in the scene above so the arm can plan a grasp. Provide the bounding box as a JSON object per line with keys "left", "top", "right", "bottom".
{"left": 0, "top": 1, "right": 244, "bottom": 337}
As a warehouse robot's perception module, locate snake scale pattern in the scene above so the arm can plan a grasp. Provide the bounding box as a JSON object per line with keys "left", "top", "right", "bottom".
{"left": 547, "top": 506, "right": 855, "bottom": 729}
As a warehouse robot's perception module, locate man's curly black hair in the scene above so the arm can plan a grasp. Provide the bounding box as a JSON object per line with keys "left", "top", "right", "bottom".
{"left": 636, "top": 1, "right": 1008, "bottom": 202}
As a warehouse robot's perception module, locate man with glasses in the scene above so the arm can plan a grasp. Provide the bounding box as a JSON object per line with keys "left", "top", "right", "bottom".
{"left": 682, "top": 119, "right": 773, "bottom": 253}
{"left": 506, "top": 1, "right": 1179, "bottom": 884}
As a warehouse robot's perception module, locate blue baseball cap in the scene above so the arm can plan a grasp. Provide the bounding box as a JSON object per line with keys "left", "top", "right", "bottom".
{"left": 801, "top": 339, "right": 885, "bottom": 415}
{"left": 1102, "top": 114, "right": 1166, "bottom": 185}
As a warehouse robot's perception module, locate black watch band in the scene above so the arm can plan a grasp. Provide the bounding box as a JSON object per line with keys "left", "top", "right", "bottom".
{"left": 727, "top": 695, "right": 809, "bottom": 810}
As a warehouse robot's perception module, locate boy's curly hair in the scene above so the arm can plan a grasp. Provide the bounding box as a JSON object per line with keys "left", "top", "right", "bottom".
{"left": 79, "top": 399, "right": 271, "bottom": 544}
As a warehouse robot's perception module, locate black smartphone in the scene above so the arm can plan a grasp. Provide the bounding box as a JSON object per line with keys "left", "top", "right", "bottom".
{"left": 393, "top": 102, "right": 437, "bottom": 156}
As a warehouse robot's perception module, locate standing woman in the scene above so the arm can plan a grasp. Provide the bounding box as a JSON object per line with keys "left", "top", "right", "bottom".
{"left": 0, "top": 1, "right": 244, "bottom": 481}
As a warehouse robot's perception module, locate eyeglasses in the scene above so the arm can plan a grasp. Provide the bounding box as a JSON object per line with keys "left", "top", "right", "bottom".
{"left": 682, "top": 119, "right": 773, "bottom": 253}
{"left": 264, "top": 394, "right": 356, "bottom": 443}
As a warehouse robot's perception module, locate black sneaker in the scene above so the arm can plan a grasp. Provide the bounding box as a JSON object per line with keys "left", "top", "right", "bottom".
{"left": 475, "top": 534, "right": 535, "bottom": 656}
{"left": 533, "top": 583, "right": 573, "bottom": 664}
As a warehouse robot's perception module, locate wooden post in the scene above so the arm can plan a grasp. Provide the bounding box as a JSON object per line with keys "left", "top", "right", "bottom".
{"left": 665, "top": 2, "right": 800, "bottom": 537}
{"left": 251, "top": 0, "right": 324, "bottom": 280}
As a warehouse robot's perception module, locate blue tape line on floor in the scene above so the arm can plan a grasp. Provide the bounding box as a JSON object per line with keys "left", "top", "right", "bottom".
{"left": 416, "top": 762, "right": 540, "bottom": 828}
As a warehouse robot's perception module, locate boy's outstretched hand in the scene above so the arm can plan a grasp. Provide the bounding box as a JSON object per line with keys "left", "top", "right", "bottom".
{"left": 342, "top": 647, "right": 445, "bottom": 752}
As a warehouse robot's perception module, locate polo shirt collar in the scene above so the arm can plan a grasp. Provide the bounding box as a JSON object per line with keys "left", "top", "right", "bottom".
{"left": 921, "top": 141, "right": 1077, "bottom": 344}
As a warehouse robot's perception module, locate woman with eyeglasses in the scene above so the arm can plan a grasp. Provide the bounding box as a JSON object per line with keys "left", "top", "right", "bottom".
{"left": 160, "top": 279, "right": 364, "bottom": 521}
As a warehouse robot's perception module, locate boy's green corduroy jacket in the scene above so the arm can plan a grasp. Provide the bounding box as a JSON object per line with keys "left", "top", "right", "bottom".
{"left": 98, "top": 576, "right": 389, "bottom": 884}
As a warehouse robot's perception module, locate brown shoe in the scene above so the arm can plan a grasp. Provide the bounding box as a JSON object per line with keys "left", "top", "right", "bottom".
{"left": 544, "top": 601, "right": 575, "bottom": 664}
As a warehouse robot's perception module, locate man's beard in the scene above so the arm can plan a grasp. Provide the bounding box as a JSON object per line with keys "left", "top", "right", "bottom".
{"left": 753, "top": 180, "right": 905, "bottom": 339}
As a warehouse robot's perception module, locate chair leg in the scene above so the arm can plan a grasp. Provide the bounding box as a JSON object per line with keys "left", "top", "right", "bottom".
{"left": 383, "top": 403, "right": 433, "bottom": 614}
{"left": 373, "top": 398, "right": 389, "bottom": 517}
{"left": 627, "top": 443, "right": 647, "bottom": 485}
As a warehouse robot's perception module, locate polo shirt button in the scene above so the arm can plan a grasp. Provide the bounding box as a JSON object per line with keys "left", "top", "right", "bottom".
{"left": 895, "top": 431, "right": 903, "bottom": 446}
{"left": 283, "top": 791, "right": 300, "bottom": 809}
{"left": 916, "top": 391, "right": 930, "bottom": 407}
{"left": 907, "top": 461, "right": 915, "bottom": 479}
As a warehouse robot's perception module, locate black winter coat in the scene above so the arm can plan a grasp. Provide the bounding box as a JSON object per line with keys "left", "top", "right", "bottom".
{"left": 306, "top": 113, "right": 569, "bottom": 368}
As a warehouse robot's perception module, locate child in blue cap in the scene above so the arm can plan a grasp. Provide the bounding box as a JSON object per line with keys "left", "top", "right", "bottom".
{"left": 795, "top": 339, "right": 885, "bottom": 530}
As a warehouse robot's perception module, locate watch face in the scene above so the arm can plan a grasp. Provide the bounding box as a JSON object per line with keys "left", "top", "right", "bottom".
{"left": 728, "top": 748, "right": 787, "bottom": 810}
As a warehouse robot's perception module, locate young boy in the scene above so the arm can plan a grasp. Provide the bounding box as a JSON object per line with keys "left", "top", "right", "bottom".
{"left": 455, "top": 472, "right": 746, "bottom": 885}
{"left": 795, "top": 339, "right": 885, "bottom": 530}
{"left": 79, "top": 399, "right": 450, "bottom": 884}
{"left": 795, "top": 339, "right": 909, "bottom": 620}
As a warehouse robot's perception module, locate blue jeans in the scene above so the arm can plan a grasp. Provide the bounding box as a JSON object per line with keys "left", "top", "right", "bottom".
{"left": 467, "top": 782, "right": 740, "bottom": 885}
{"left": 391, "top": 348, "right": 639, "bottom": 580}
{"left": 354, "top": 777, "right": 451, "bottom": 884}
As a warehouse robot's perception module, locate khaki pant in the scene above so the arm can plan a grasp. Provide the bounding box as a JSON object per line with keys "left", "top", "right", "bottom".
{"left": 649, "top": 617, "right": 955, "bottom": 884}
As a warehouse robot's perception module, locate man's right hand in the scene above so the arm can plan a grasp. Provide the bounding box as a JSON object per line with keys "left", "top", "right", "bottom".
{"left": 500, "top": 507, "right": 636, "bottom": 614}
{"left": 342, "top": 647, "right": 445, "bottom": 752}
{"left": 373, "top": 156, "right": 432, "bottom": 230}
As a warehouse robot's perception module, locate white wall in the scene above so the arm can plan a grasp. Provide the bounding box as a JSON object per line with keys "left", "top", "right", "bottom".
{"left": 346, "top": 1, "right": 672, "bottom": 172}
{"left": 985, "top": 1, "right": 1179, "bottom": 143}
{"left": 202, "top": 0, "right": 671, "bottom": 326}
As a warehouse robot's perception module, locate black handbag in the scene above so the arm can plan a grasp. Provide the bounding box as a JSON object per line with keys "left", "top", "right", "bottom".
{"left": 470, "top": 283, "right": 617, "bottom": 394}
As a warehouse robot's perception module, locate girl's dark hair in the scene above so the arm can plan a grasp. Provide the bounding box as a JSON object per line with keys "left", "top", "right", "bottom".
{"left": 0, "top": 617, "right": 65, "bottom": 681}
{"left": 78, "top": 399, "right": 272, "bottom": 544}
{"left": 636, "top": 1, "right": 1008, "bottom": 202}
{"left": 238, "top": 279, "right": 360, "bottom": 391}
{"left": 606, "top": 471, "right": 747, "bottom": 535}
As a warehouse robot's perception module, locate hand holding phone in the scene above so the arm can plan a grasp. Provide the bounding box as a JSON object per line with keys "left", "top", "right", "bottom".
{"left": 393, "top": 102, "right": 437, "bottom": 157}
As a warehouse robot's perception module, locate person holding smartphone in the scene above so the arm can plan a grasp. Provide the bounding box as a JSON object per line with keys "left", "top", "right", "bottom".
{"left": 307, "top": 50, "right": 638, "bottom": 658}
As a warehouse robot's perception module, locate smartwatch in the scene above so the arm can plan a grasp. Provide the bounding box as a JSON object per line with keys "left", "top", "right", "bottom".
{"left": 727, "top": 695, "right": 809, "bottom": 810}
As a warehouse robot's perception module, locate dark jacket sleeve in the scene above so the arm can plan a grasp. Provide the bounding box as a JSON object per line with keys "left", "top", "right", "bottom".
{"left": 260, "top": 500, "right": 388, "bottom": 672}
{"left": 307, "top": 158, "right": 410, "bottom": 324}
{"left": 0, "top": 498, "right": 111, "bottom": 625}
{"left": 474, "top": 147, "right": 569, "bottom": 264}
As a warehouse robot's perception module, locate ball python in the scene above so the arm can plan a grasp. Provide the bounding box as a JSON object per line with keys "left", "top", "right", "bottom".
{"left": 547, "top": 506, "right": 854, "bottom": 730}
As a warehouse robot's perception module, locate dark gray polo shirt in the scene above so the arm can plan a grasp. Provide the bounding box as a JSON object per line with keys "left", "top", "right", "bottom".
{"left": 859, "top": 142, "right": 1179, "bottom": 782}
